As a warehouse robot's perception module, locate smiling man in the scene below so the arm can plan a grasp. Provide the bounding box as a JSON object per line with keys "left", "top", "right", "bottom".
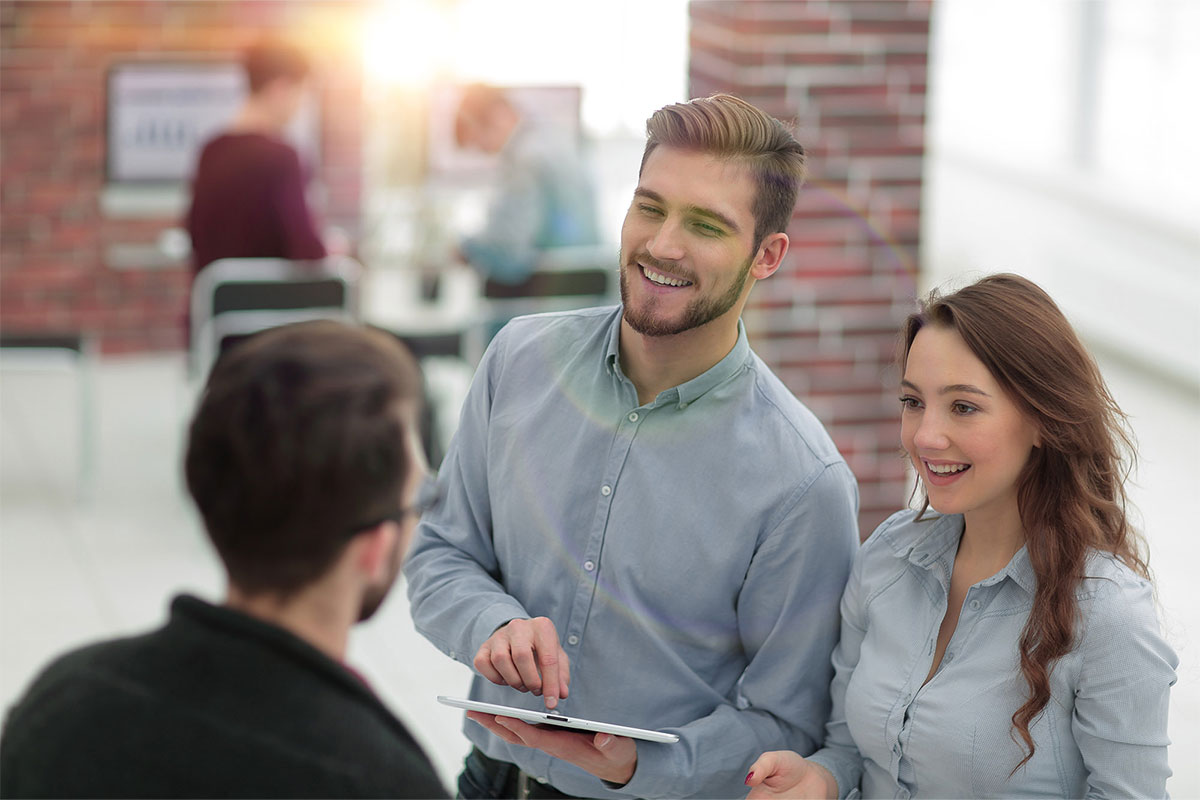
{"left": 405, "top": 95, "right": 859, "bottom": 799}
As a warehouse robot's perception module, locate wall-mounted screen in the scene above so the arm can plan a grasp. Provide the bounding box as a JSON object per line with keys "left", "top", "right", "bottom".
{"left": 106, "top": 62, "right": 319, "bottom": 184}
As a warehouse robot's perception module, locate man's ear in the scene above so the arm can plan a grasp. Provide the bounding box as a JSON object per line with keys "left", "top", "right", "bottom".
{"left": 352, "top": 522, "right": 399, "bottom": 580}
{"left": 750, "top": 232, "right": 789, "bottom": 281}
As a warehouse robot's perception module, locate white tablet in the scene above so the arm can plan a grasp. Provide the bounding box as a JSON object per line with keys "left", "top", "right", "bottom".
{"left": 437, "top": 695, "right": 680, "bottom": 744}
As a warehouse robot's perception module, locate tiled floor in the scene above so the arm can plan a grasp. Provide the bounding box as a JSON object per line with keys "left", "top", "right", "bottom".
{"left": 2, "top": 346, "right": 1197, "bottom": 794}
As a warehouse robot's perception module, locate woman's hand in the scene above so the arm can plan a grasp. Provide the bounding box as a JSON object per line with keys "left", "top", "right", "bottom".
{"left": 744, "top": 750, "right": 838, "bottom": 799}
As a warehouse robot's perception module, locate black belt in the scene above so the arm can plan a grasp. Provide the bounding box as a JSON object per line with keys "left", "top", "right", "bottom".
{"left": 467, "top": 747, "right": 583, "bottom": 800}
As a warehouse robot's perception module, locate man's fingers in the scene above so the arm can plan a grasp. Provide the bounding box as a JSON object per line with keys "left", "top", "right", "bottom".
{"left": 489, "top": 641, "right": 528, "bottom": 691}
{"left": 507, "top": 627, "right": 545, "bottom": 697}
{"left": 531, "top": 618, "right": 563, "bottom": 707}
{"left": 473, "top": 644, "right": 506, "bottom": 686}
{"left": 472, "top": 617, "right": 568, "bottom": 701}
{"left": 559, "top": 645, "right": 571, "bottom": 699}
{"left": 466, "top": 712, "right": 525, "bottom": 747}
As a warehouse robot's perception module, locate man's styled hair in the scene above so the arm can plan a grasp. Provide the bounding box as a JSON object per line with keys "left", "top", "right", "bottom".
{"left": 641, "top": 94, "right": 807, "bottom": 251}
{"left": 185, "top": 321, "right": 421, "bottom": 595}
{"left": 243, "top": 38, "right": 311, "bottom": 94}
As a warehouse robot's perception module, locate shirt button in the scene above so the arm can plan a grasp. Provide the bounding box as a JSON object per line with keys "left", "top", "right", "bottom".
{"left": 600, "top": 485, "right": 611, "bottom": 496}
{"left": 567, "top": 634, "right": 579, "bottom": 646}
{"left": 628, "top": 412, "right": 639, "bottom": 422}
{"left": 584, "top": 560, "right": 595, "bottom": 572}
{"left": 679, "top": 402, "right": 688, "bottom": 409}
{"left": 537, "top": 777, "right": 547, "bottom": 784}
{"left": 969, "top": 599, "right": 981, "bottom": 610}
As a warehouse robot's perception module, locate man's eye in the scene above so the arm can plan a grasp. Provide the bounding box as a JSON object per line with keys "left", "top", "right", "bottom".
{"left": 638, "top": 204, "right": 664, "bottom": 216}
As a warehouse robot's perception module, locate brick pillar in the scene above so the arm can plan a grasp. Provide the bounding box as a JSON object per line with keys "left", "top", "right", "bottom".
{"left": 689, "top": 0, "right": 930, "bottom": 537}
{"left": 0, "top": 0, "right": 365, "bottom": 353}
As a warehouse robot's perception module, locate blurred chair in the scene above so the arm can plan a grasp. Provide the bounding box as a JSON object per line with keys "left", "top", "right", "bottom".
{"left": 0, "top": 332, "right": 97, "bottom": 500}
{"left": 466, "top": 244, "right": 616, "bottom": 363}
{"left": 190, "top": 256, "right": 362, "bottom": 380}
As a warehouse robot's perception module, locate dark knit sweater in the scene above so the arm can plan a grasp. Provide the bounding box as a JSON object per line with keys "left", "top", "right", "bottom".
{"left": 0, "top": 595, "right": 448, "bottom": 798}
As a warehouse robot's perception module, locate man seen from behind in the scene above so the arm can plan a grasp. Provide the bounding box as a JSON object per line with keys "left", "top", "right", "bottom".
{"left": 1, "top": 321, "right": 448, "bottom": 798}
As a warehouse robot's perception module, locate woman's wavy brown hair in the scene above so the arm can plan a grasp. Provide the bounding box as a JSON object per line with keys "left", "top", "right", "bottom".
{"left": 899, "top": 273, "right": 1149, "bottom": 771}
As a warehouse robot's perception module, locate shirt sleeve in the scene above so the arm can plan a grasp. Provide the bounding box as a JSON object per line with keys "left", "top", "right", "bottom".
{"left": 404, "top": 330, "right": 533, "bottom": 665}
{"left": 1073, "top": 569, "right": 1177, "bottom": 799}
{"left": 803, "top": 514, "right": 895, "bottom": 798}
{"left": 619, "top": 461, "right": 860, "bottom": 799}
{"left": 272, "top": 145, "right": 326, "bottom": 262}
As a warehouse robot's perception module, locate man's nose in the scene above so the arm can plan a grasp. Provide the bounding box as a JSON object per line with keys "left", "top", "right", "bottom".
{"left": 646, "top": 219, "right": 685, "bottom": 262}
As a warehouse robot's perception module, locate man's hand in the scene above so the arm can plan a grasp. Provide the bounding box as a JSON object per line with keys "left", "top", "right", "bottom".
{"left": 744, "top": 751, "right": 837, "bottom": 799}
{"left": 466, "top": 712, "right": 637, "bottom": 786}
{"left": 473, "top": 617, "right": 570, "bottom": 708}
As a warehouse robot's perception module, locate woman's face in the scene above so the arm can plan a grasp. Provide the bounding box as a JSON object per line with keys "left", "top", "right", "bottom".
{"left": 900, "top": 325, "right": 1041, "bottom": 524}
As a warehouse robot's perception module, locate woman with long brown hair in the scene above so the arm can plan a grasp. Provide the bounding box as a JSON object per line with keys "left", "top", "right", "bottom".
{"left": 746, "top": 273, "right": 1177, "bottom": 798}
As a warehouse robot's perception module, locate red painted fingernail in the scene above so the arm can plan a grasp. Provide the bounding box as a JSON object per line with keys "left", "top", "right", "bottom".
{"left": 744, "top": 771, "right": 754, "bottom": 785}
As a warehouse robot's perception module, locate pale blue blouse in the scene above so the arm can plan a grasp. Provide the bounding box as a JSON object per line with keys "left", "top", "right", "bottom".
{"left": 807, "top": 509, "right": 1178, "bottom": 799}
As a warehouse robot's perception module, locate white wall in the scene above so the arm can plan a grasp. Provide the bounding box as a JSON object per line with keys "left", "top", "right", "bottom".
{"left": 925, "top": 0, "right": 1199, "bottom": 388}
{"left": 924, "top": 1, "right": 1200, "bottom": 793}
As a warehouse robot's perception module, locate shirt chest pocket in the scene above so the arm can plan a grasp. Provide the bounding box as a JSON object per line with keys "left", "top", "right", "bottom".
{"left": 968, "top": 680, "right": 1075, "bottom": 797}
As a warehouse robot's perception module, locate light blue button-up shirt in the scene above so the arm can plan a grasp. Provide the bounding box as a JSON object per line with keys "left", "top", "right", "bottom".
{"left": 405, "top": 306, "right": 859, "bottom": 798}
{"left": 807, "top": 509, "right": 1178, "bottom": 798}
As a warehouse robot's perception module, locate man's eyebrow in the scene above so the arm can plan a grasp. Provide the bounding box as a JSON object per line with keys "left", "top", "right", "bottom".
{"left": 900, "top": 379, "right": 991, "bottom": 397}
{"left": 632, "top": 188, "right": 741, "bottom": 234}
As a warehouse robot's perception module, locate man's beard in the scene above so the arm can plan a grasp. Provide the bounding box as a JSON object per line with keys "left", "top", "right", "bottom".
{"left": 357, "top": 536, "right": 404, "bottom": 623}
{"left": 619, "top": 250, "right": 753, "bottom": 337}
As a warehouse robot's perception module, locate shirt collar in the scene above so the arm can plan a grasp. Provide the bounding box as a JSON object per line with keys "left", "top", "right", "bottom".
{"left": 604, "top": 308, "right": 751, "bottom": 408}
{"left": 889, "top": 512, "right": 1037, "bottom": 594}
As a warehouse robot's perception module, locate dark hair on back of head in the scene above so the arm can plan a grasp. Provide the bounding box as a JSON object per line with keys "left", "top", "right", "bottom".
{"left": 185, "top": 321, "right": 421, "bottom": 596}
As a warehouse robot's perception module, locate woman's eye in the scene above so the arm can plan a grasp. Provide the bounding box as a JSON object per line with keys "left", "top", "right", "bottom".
{"left": 952, "top": 402, "right": 977, "bottom": 415}
{"left": 899, "top": 395, "right": 922, "bottom": 410}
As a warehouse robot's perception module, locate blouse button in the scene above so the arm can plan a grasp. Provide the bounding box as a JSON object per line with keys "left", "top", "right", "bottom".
{"left": 567, "top": 634, "right": 579, "bottom": 646}
{"left": 584, "top": 560, "right": 595, "bottom": 572}
{"left": 628, "top": 412, "right": 639, "bottom": 422}
{"left": 600, "top": 485, "right": 612, "bottom": 496}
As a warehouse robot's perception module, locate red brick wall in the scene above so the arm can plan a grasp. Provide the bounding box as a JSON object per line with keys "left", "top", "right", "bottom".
{"left": 0, "top": 0, "right": 364, "bottom": 353}
{"left": 689, "top": 0, "right": 930, "bottom": 537}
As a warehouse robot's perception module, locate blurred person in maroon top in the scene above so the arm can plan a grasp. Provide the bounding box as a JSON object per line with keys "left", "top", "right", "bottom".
{"left": 185, "top": 39, "right": 327, "bottom": 274}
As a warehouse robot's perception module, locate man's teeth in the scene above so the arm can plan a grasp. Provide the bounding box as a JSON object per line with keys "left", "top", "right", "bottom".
{"left": 643, "top": 266, "right": 692, "bottom": 287}
{"left": 928, "top": 463, "right": 969, "bottom": 474}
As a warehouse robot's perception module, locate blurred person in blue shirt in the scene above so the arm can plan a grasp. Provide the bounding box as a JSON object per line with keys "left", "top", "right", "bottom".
{"left": 452, "top": 84, "right": 600, "bottom": 286}
{"left": 746, "top": 274, "right": 1177, "bottom": 799}
{"left": 405, "top": 94, "right": 859, "bottom": 799}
